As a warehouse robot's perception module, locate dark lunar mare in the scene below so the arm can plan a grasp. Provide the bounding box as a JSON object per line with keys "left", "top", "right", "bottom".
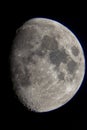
{"left": 49, "top": 48, "right": 69, "bottom": 67}
{"left": 58, "top": 72, "right": 65, "bottom": 80}
{"left": 34, "top": 35, "right": 59, "bottom": 58}
{"left": 67, "top": 60, "right": 78, "bottom": 74}
{"left": 71, "top": 45, "right": 79, "bottom": 56}
{"left": 41, "top": 35, "right": 58, "bottom": 51}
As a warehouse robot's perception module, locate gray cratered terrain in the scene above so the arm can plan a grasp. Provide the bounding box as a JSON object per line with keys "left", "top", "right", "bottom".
{"left": 11, "top": 18, "right": 85, "bottom": 112}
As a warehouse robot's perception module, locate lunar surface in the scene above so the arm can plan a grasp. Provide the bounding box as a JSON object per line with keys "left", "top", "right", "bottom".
{"left": 10, "top": 18, "right": 85, "bottom": 112}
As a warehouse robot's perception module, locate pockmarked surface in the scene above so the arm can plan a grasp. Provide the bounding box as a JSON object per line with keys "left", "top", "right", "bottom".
{"left": 11, "top": 18, "right": 85, "bottom": 112}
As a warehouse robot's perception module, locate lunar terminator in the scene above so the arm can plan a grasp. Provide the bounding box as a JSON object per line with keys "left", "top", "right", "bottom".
{"left": 11, "top": 18, "right": 85, "bottom": 112}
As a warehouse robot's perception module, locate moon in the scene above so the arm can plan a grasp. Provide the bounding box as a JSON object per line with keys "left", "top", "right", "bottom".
{"left": 11, "top": 18, "right": 85, "bottom": 112}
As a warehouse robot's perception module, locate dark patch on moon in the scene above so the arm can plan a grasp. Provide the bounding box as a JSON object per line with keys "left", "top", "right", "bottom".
{"left": 49, "top": 48, "right": 68, "bottom": 67}
{"left": 41, "top": 35, "right": 58, "bottom": 51}
{"left": 58, "top": 72, "right": 65, "bottom": 81}
{"left": 71, "top": 45, "right": 79, "bottom": 56}
{"left": 67, "top": 60, "right": 78, "bottom": 74}
{"left": 34, "top": 35, "right": 59, "bottom": 58}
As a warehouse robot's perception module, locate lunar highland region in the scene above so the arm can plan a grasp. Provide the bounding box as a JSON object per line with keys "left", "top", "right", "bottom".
{"left": 11, "top": 18, "right": 85, "bottom": 112}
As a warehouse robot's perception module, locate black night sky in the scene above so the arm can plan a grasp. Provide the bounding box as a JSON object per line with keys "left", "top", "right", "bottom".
{"left": 1, "top": 0, "right": 87, "bottom": 129}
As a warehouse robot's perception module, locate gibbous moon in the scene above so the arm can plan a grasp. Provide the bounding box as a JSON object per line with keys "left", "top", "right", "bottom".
{"left": 11, "top": 18, "right": 85, "bottom": 112}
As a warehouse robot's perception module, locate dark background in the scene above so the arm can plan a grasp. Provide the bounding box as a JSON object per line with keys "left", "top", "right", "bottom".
{"left": 1, "top": 0, "right": 87, "bottom": 129}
